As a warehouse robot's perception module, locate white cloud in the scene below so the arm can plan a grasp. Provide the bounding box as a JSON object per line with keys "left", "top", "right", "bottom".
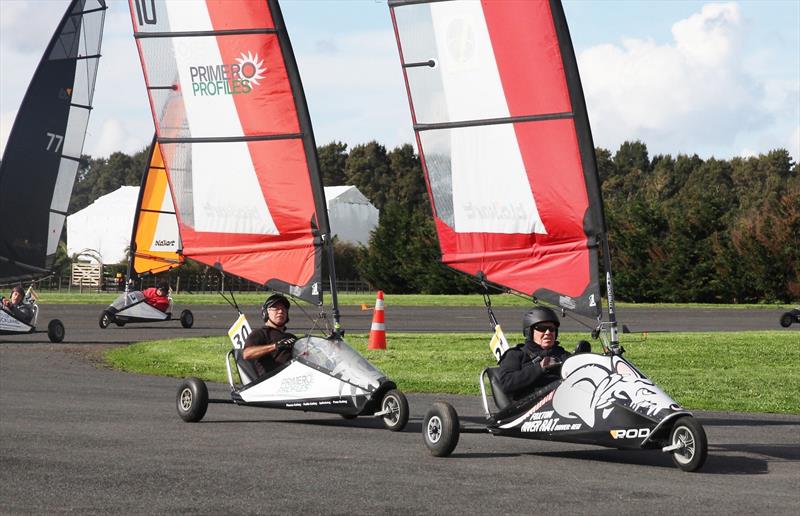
{"left": 577, "top": 2, "right": 797, "bottom": 160}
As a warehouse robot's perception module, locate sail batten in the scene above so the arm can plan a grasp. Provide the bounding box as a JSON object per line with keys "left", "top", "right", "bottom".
{"left": 129, "top": 0, "right": 330, "bottom": 305}
{"left": 390, "top": 0, "right": 605, "bottom": 317}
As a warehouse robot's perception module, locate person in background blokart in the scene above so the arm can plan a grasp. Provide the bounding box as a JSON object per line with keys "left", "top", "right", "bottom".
{"left": 498, "top": 306, "right": 586, "bottom": 402}
{"left": 1, "top": 285, "right": 33, "bottom": 324}
{"left": 243, "top": 293, "right": 297, "bottom": 378}
{"left": 142, "top": 281, "right": 170, "bottom": 312}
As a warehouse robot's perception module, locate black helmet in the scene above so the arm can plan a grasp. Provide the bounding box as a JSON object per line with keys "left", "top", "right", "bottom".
{"left": 522, "top": 306, "right": 560, "bottom": 340}
{"left": 262, "top": 293, "right": 290, "bottom": 321}
{"left": 156, "top": 281, "right": 169, "bottom": 292}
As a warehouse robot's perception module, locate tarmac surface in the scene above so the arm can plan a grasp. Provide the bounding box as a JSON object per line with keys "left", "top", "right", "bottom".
{"left": 1, "top": 305, "right": 798, "bottom": 513}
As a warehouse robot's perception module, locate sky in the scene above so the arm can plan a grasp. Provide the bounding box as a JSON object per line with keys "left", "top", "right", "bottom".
{"left": 1, "top": 0, "right": 798, "bottom": 163}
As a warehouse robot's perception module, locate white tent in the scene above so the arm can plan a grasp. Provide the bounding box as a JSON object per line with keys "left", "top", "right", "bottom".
{"left": 67, "top": 186, "right": 139, "bottom": 263}
{"left": 67, "top": 185, "right": 378, "bottom": 264}
{"left": 324, "top": 186, "right": 379, "bottom": 246}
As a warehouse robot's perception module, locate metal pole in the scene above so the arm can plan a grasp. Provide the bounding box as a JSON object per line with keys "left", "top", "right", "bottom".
{"left": 601, "top": 236, "right": 620, "bottom": 352}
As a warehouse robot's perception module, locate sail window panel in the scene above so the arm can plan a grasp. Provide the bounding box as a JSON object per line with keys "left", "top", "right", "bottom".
{"left": 76, "top": 9, "right": 106, "bottom": 58}
{"left": 158, "top": 142, "right": 194, "bottom": 227}
{"left": 49, "top": 15, "right": 81, "bottom": 60}
{"left": 50, "top": 159, "right": 80, "bottom": 213}
{"left": 70, "top": 56, "right": 100, "bottom": 106}
{"left": 61, "top": 106, "right": 91, "bottom": 158}
{"left": 47, "top": 212, "right": 66, "bottom": 256}
{"left": 418, "top": 124, "right": 545, "bottom": 236}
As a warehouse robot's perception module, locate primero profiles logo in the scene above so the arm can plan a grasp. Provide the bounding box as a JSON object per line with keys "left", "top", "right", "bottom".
{"left": 189, "top": 51, "right": 266, "bottom": 97}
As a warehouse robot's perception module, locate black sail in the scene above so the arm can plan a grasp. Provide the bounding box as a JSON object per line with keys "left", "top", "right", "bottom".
{"left": 0, "top": 0, "right": 107, "bottom": 283}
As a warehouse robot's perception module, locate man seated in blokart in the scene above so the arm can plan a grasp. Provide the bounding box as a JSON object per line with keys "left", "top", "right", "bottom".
{"left": 497, "top": 306, "right": 589, "bottom": 403}
{"left": 242, "top": 294, "right": 298, "bottom": 378}
{"left": 1, "top": 285, "right": 33, "bottom": 324}
{"left": 141, "top": 281, "right": 170, "bottom": 312}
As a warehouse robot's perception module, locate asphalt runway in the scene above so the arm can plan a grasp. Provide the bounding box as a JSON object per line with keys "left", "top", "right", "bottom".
{"left": 1, "top": 303, "right": 797, "bottom": 345}
{"left": 1, "top": 344, "right": 798, "bottom": 514}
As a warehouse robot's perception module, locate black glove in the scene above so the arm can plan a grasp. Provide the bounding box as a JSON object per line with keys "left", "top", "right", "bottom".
{"left": 275, "top": 336, "right": 297, "bottom": 352}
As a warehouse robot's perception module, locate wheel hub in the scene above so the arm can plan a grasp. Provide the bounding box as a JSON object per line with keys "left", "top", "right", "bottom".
{"left": 427, "top": 416, "right": 442, "bottom": 443}
{"left": 180, "top": 388, "right": 193, "bottom": 411}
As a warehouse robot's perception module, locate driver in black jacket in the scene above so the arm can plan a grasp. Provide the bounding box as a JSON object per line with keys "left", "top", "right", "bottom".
{"left": 498, "top": 306, "right": 572, "bottom": 402}
{"left": 243, "top": 293, "right": 297, "bottom": 378}
{"left": 1, "top": 286, "right": 33, "bottom": 324}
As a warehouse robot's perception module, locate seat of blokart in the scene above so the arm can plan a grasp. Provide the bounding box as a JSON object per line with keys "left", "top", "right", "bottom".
{"left": 485, "top": 367, "right": 512, "bottom": 411}
{"left": 233, "top": 349, "right": 259, "bottom": 385}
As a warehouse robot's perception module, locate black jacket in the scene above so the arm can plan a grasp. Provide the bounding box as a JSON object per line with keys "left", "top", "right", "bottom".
{"left": 243, "top": 326, "right": 296, "bottom": 378}
{"left": 497, "top": 341, "right": 570, "bottom": 401}
{"left": 3, "top": 301, "right": 33, "bottom": 325}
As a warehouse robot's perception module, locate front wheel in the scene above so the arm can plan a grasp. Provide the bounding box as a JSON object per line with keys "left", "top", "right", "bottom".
{"left": 670, "top": 416, "right": 708, "bottom": 472}
{"left": 98, "top": 311, "right": 111, "bottom": 329}
{"left": 180, "top": 309, "right": 194, "bottom": 328}
{"left": 176, "top": 377, "right": 208, "bottom": 422}
{"left": 423, "top": 402, "right": 460, "bottom": 457}
{"left": 47, "top": 319, "right": 65, "bottom": 343}
{"left": 780, "top": 313, "right": 793, "bottom": 328}
{"left": 380, "top": 389, "right": 409, "bottom": 432}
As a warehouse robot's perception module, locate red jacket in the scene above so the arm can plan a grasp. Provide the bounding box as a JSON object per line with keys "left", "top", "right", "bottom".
{"left": 142, "top": 288, "right": 170, "bottom": 312}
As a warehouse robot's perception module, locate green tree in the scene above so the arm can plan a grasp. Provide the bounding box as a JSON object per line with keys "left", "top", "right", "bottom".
{"left": 345, "top": 141, "right": 391, "bottom": 210}
{"left": 317, "top": 141, "right": 348, "bottom": 186}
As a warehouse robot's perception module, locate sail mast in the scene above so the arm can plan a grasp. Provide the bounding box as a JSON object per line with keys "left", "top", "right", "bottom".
{"left": 125, "top": 135, "right": 156, "bottom": 286}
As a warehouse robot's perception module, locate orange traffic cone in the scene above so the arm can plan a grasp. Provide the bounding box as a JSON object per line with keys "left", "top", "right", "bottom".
{"left": 367, "top": 290, "right": 386, "bottom": 350}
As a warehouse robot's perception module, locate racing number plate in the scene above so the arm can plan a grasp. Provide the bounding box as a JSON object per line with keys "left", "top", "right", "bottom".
{"left": 489, "top": 324, "right": 510, "bottom": 363}
{"left": 228, "top": 313, "right": 252, "bottom": 349}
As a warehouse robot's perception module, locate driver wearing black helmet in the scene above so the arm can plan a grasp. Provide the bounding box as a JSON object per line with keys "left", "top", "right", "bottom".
{"left": 242, "top": 293, "right": 298, "bottom": 377}
{"left": 497, "top": 306, "right": 578, "bottom": 402}
{"left": 1, "top": 285, "right": 33, "bottom": 324}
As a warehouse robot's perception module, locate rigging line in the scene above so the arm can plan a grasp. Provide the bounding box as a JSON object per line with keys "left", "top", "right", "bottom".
{"left": 134, "top": 28, "right": 277, "bottom": 39}
{"left": 414, "top": 112, "right": 573, "bottom": 132}
{"left": 157, "top": 134, "right": 304, "bottom": 144}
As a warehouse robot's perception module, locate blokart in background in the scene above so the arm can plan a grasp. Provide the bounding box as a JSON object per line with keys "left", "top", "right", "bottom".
{"left": 422, "top": 325, "right": 708, "bottom": 472}
{"left": 779, "top": 308, "right": 800, "bottom": 328}
{"left": 175, "top": 310, "right": 409, "bottom": 432}
{"left": 0, "top": 287, "right": 64, "bottom": 343}
{"left": 98, "top": 290, "right": 193, "bottom": 329}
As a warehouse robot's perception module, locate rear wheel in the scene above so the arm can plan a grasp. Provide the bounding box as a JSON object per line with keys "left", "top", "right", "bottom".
{"left": 670, "top": 416, "right": 708, "bottom": 472}
{"left": 423, "top": 402, "right": 460, "bottom": 457}
{"left": 176, "top": 377, "right": 208, "bottom": 422}
{"left": 380, "top": 389, "right": 409, "bottom": 431}
{"left": 180, "top": 309, "right": 194, "bottom": 328}
{"left": 98, "top": 311, "right": 111, "bottom": 329}
{"left": 780, "top": 313, "right": 793, "bottom": 328}
{"left": 115, "top": 321, "right": 126, "bottom": 327}
{"left": 47, "top": 319, "right": 65, "bottom": 343}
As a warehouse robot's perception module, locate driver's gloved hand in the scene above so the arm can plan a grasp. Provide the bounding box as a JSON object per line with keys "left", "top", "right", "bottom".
{"left": 275, "top": 336, "right": 297, "bottom": 352}
{"left": 574, "top": 340, "right": 591, "bottom": 354}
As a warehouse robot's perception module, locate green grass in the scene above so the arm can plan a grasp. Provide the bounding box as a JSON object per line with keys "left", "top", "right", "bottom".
{"left": 34, "top": 291, "right": 796, "bottom": 309}
{"left": 106, "top": 330, "right": 800, "bottom": 414}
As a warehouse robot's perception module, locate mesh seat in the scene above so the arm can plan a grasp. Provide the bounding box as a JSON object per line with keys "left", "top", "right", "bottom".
{"left": 233, "top": 349, "right": 259, "bottom": 386}
{"left": 485, "top": 367, "right": 511, "bottom": 411}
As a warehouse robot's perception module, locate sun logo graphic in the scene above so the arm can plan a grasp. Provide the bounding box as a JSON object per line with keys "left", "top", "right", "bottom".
{"left": 188, "top": 51, "right": 268, "bottom": 97}
{"left": 235, "top": 51, "right": 266, "bottom": 86}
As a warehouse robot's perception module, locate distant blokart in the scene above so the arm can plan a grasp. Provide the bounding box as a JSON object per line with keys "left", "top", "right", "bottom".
{"left": 779, "top": 308, "right": 799, "bottom": 328}
{"left": 98, "top": 290, "right": 193, "bottom": 329}
{"left": 0, "top": 295, "right": 64, "bottom": 343}
{"left": 176, "top": 314, "right": 409, "bottom": 432}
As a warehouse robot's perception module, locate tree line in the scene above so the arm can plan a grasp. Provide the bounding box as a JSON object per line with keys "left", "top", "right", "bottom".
{"left": 64, "top": 140, "right": 798, "bottom": 303}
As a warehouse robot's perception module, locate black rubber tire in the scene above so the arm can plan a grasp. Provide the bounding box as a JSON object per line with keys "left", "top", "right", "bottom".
{"left": 780, "top": 313, "right": 793, "bottom": 328}
{"left": 180, "top": 309, "right": 194, "bottom": 328}
{"left": 47, "top": 319, "right": 65, "bottom": 343}
{"left": 423, "top": 402, "right": 460, "bottom": 457}
{"left": 176, "top": 377, "right": 208, "bottom": 422}
{"left": 340, "top": 414, "right": 358, "bottom": 420}
{"left": 98, "top": 311, "right": 111, "bottom": 329}
{"left": 670, "top": 416, "right": 708, "bottom": 472}
{"left": 115, "top": 321, "right": 126, "bottom": 327}
{"left": 381, "top": 389, "right": 409, "bottom": 431}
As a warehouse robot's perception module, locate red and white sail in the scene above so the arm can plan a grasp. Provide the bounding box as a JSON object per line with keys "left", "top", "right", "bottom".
{"left": 389, "top": 0, "right": 606, "bottom": 317}
{"left": 128, "top": 0, "right": 329, "bottom": 303}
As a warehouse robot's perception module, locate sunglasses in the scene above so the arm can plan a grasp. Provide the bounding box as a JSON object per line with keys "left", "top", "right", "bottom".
{"left": 533, "top": 324, "right": 558, "bottom": 334}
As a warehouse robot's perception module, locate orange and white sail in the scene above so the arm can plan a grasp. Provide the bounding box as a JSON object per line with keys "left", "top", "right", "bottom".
{"left": 129, "top": 137, "right": 183, "bottom": 276}
{"left": 128, "top": 0, "right": 332, "bottom": 304}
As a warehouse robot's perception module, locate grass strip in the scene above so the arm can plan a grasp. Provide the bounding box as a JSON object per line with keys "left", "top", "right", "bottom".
{"left": 106, "top": 330, "right": 799, "bottom": 414}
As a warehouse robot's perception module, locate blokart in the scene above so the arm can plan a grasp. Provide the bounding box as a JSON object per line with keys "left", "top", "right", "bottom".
{"left": 779, "top": 308, "right": 800, "bottom": 328}
{"left": 0, "top": 292, "right": 64, "bottom": 343}
{"left": 98, "top": 290, "right": 193, "bottom": 329}
{"left": 175, "top": 313, "right": 409, "bottom": 432}
{"left": 423, "top": 330, "right": 708, "bottom": 472}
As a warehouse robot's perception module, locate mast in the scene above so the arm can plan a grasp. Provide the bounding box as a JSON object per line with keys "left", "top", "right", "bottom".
{"left": 125, "top": 136, "right": 156, "bottom": 288}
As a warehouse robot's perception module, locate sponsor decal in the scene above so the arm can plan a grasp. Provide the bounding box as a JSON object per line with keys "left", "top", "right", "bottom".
{"left": 559, "top": 295, "right": 577, "bottom": 310}
{"left": 610, "top": 428, "right": 650, "bottom": 439}
{"left": 189, "top": 51, "right": 266, "bottom": 97}
{"left": 463, "top": 201, "right": 531, "bottom": 223}
{"left": 520, "top": 411, "right": 582, "bottom": 433}
{"left": 153, "top": 240, "right": 175, "bottom": 248}
{"left": 278, "top": 374, "right": 313, "bottom": 394}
